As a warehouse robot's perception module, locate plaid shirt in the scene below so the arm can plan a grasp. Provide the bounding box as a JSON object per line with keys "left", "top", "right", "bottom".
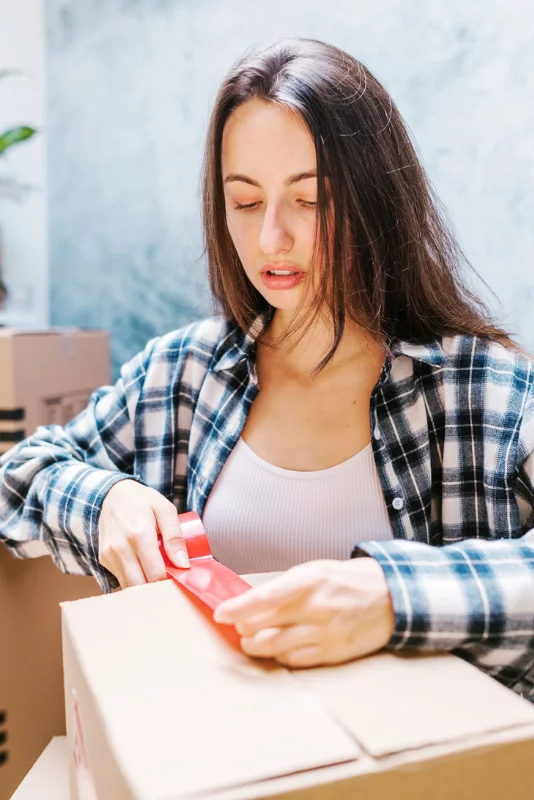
{"left": 2, "top": 313, "right": 534, "bottom": 699}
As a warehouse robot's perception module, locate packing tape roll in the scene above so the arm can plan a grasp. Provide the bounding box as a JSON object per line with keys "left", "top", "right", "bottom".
{"left": 158, "top": 511, "right": 251, "bottom": 611}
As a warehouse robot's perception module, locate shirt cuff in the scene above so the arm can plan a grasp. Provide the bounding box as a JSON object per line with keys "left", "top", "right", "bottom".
{"left": 42, "top": 465, "right": 145, "bottom": 593}
{"left": 87, "top": 471, "right": 144, "bottom": 593}
{"left": 352, "top": 537, "right": 534, "bottom": 652}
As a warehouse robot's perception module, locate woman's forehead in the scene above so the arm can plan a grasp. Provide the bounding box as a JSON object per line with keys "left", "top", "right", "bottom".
{"left": 221, "top": 99, "right": 316, "bottom": 178}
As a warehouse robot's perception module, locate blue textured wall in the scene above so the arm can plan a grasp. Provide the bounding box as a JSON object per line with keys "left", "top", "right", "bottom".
{"left": 46, "top": 1, "right": 534, "bottom": 377}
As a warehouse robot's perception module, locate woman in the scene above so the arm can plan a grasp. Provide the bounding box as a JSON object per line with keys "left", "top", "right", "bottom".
{"left": 1, "top": 38, "right": 534, "bottom": 696}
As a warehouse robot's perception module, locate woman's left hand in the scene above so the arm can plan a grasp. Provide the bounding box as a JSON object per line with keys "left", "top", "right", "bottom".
{"left": 213, "top": 557, "right": 395, "bottom": 668}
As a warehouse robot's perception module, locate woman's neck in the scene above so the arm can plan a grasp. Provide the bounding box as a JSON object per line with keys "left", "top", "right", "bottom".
{"left": 259, "top": 308, "right": 384, "bottom": 382}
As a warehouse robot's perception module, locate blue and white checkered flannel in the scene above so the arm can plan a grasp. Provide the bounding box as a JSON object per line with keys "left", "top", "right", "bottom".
{"left": 1, "top": 312, "right": 534, "bottom": 699}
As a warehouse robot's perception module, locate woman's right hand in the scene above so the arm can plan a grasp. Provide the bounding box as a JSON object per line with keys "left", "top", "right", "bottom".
{"left": 98, "top": 479, "right": 190, "bottom": 588}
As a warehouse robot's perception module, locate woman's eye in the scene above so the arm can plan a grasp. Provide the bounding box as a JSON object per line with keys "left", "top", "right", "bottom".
{"left": 233, "top": 199, "right": 316, "bottom": 211}
{"left": 235, "top": 201, "right": 261, "bottom": 211}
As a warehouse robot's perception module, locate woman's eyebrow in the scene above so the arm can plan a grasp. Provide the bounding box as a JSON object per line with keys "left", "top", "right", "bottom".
{"left": 223, "top": 170, "right": 317, "bottom": 187}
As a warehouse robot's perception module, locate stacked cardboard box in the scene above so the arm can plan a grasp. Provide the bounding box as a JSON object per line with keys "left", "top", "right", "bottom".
{"left": 0, "top": 328, "right": 110, "bottom": 454}
{"left": 0, "top": 328, "right": 108, "bottom": 799}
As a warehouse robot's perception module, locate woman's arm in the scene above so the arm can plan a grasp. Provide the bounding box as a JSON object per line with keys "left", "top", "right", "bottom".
{"left": 0, "top": 338, "right": 157, "bottom": 589}
{"left": 353, "top": 534, "right": 534, "bottom": 652}
{"left": 354, "top": 387, "right": 534, "bottom": 687}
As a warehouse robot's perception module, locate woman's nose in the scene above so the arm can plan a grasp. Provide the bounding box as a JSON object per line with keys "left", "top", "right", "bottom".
{"left": 258, "top": 205, "right": 293, "bottom": 255}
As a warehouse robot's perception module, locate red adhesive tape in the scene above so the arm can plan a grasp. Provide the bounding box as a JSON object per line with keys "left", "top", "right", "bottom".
{"left": 158, "top": 511, "right": 251, "bottom": 611}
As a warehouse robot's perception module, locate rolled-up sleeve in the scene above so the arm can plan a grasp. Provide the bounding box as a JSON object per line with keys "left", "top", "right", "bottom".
{"left": 353, "top": 535, "right": 534, "bottom": 652}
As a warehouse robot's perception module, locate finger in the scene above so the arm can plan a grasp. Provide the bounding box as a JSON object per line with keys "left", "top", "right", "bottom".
{"left": 103, "top": 554, "right": 127, "bottom": 590}
{"left": 99, "top": 508, "right": 158, "bottom": 587}
{"left": 241, "top": 624, "right": 318, "bottom": 659}
{"left": 136, "top": 533, "right": 168, "bottom": 583}
{"left": 214, "top": 570, "right": 312, "bottom": 624}
{"left": 275, "top": 646, "right": 322, "bottom": 669}
{"left": 235, "top": 606, "right": 307, "bottom": 636}
{"left": 154, "top": 500, "right": 189, "bottom": 569}
{"left": 122, "top": 553, "right": 149, "bottom": 588}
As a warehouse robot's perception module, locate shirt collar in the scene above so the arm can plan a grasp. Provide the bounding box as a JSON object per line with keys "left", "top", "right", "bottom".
{"left": 389, "top": 339, "right": 443, "bottom": 366}
{"left": 212, "top": 311, "right": 270, "bottom": 373}
{"left": 213, "top": 312, "right": 443, "bottom": 373}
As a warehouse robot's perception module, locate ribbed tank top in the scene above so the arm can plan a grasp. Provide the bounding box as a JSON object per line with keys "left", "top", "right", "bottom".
{"left": 201, "top": 437, "right": 393, "bottom": 574}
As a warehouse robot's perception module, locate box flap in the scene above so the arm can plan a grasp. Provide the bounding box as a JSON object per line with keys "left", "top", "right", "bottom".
{"left": 294, "top": 651, "right": 534, "bottom": 758}
{"left": 63, "top": 580, "right": 360, "bottom": 798}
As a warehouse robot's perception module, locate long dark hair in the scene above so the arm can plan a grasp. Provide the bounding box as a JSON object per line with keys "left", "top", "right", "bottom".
{"left": 202, "top": 37, "right": 515, "bottom": 375}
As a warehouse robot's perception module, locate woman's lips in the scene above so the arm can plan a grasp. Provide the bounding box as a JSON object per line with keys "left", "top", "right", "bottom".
{"left": 261, "top": 271, "right": 304, "bottom": 290}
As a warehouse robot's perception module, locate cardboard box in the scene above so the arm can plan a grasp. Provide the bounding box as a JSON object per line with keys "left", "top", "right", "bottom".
{"left": 11, "top": 737, "right": 68, "bottom": 800}
{"left": 63, "top": 576, "right": 534, "bottom": 799}
{"left": 0, "top": 326, "right": 108, "bottom": 797}
{"left": 0, "top": 328, "right": 110, "bottom": 454}
{"left": 0, "top": 547, "right": 100, "bottom": 800}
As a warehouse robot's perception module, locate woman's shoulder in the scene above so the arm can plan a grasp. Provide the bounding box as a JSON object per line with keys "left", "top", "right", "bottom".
{"left": 394, "top": 333, "right": 533, "bottom": 385}
{"left": 440, "top": 334, "right": 534, "bottom": 379}
{"left": 118, "top": 315, "right": 241, "bottom": 385}
{"left": 436, "top": 335, "right": 534, "bottom": 418}
{"left": 153, "top": 315, "right": 237, "bottom": 359}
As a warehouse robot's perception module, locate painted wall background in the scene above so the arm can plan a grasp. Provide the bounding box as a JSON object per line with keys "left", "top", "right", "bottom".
{"left": 0, "top": 0, "right": 48, "bottom": 328}
{"left": 46, "top": 0, "right": 534, "bottom": 377}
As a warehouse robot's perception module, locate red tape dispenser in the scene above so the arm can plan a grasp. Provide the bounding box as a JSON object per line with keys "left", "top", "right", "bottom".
{"left": 158, "top": 511, "right": 252, "bottom": 612}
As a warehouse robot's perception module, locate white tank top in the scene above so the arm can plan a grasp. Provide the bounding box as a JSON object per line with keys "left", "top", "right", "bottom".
{"left": 201, "top": 437, "right": 393, "bottom": 574}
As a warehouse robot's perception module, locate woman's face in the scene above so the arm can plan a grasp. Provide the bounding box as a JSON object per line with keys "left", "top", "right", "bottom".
{"left": 221, "top": 99, "right": 319, "bottom": 314}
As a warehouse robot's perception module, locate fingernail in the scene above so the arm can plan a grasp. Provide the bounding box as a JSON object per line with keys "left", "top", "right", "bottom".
{"left": 175, "top": 550, "right": 190, "bottom": 569}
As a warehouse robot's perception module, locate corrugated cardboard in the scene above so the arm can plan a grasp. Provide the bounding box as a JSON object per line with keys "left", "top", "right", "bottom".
{"left": 11, "top": 737, "right": 68, "bottom": 800}
{"left": 0, "top": 327, "right": 108, "bottom": 798}
{"left": 62, "top": 576, "right": 534, "bottom": 799}
{"left": 0, "top": 547, "right": 100, "bottom": 800}
{"left": 0, "top": 328, "right": 110, "bottom": 454}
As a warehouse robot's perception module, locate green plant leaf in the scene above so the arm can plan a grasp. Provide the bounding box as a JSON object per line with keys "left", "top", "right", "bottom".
{"left": 0, "top": 126, "right": 38, "bottom": 155}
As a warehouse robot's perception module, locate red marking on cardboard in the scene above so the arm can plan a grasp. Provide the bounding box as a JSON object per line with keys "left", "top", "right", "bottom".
{"left": 72, "top": 690, "right": 98, "bottom": 800}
